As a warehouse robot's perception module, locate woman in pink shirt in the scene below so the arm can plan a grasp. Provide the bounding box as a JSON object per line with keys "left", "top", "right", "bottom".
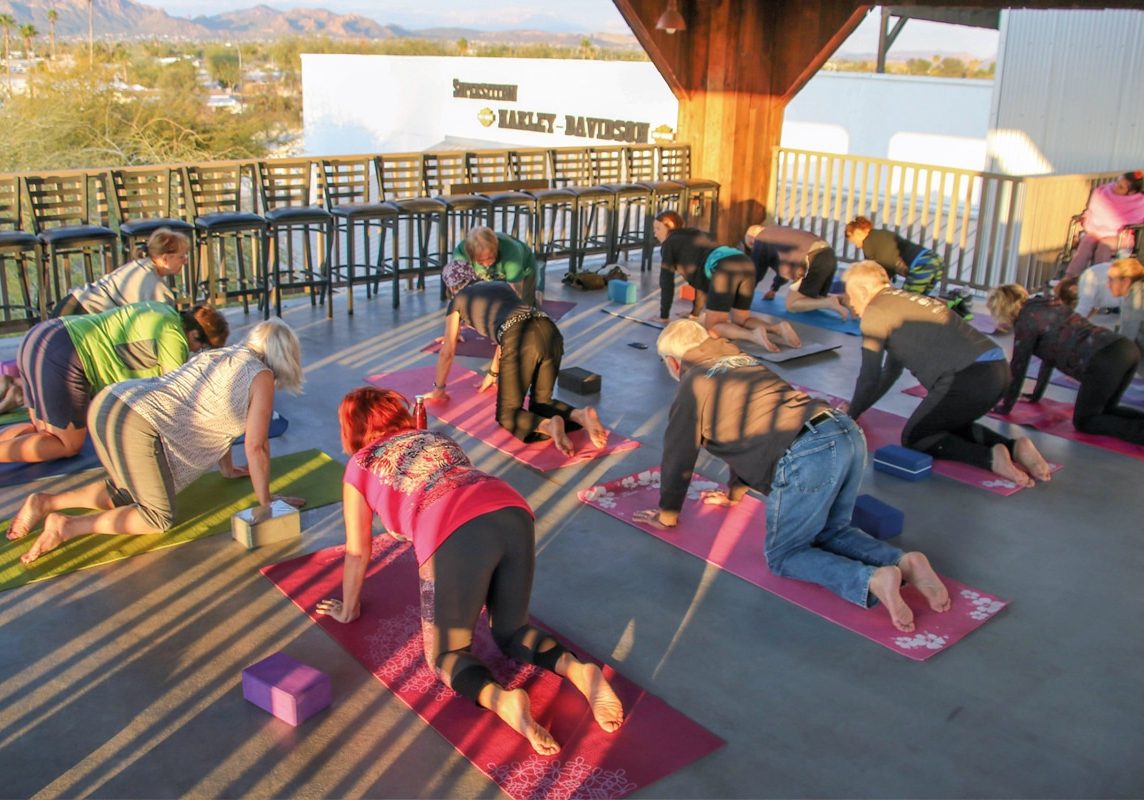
{"left": 317, "top": 387, "right": 623, "bottom": 755}
{"left": 1065, "top": 171, "right": 1144, "bottom": 278}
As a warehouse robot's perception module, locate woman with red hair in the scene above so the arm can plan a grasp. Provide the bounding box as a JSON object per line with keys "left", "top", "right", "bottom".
{"left": 317, "top": 387, "right": 624, "bottom": 755}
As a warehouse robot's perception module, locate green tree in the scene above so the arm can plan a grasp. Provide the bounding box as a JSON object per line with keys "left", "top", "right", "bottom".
{"left": 87, "top": 0, "right": 94, "bottom": 66}
{"left": 905, "top": 58, "right": 931, "bottom": 75}
{"left": 0, "top": 14, "right": 13, "bottom": 94}
{"left": 934, "top": 57, "right": 967, "bottom": 78}
{"left": 47, "top": 8, "right": 57, "bottom": 60}
{"left": 205, "top": 46, "right": 240, "bottom": 90}
{"left": 456, "top": 37, "right": 468, "bottom": 55}
{"left": 20, "top": 24, "right": 38, "bottom": 59}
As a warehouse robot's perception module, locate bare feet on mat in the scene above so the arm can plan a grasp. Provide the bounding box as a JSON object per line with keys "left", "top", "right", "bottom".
{"left": 579, "top": 407, "right": 609, "bottom": 449}
{"left": 750, "top": 328, "right": 780, "bottom": 352}
{"left": 540, "top": 416, "right": 575, "bottom": 456}
{"left": 991, "top": 443, "right": 1034, "bottom": 488}
{"left": 8, "top": 492, "right": 48, "bottom": 540}
{"left": 868, "top": 565, "right": 915, "bottom": 632}
{"left": 1013, "top": 437, "right": 1052, "bottom": 482}
{"left": 897, "top": 552, "right": 951, "bottom": 613}
{"left": 489, "top": 686, "right": 560, "bottom": 756}
{"left": 562, "top": 657, "right": 624, "bottom": 733}
{"left": 773, "top": 321, "right": 801, "bottom": 348}
{"left": 21, "top": 513, "right": 69, "bottom": 564}
{"left": 763, "top": 289, "right": 777, "bottom": 301}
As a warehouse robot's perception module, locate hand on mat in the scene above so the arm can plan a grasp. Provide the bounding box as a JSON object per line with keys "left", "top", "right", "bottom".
{"left": 633, "top": 508, "right": 677, "bottom": 529}
{"left": 1021, "top": 392, "right": 1038, "bottom": 403}
{"left": 477, "top": 372, "right": 497, "bottom": 393}
{"left": 699, "top": 490, "right": 737, "bottom": 507}
{"left": 316, "top": 597, "right": 359, "bottom": 624}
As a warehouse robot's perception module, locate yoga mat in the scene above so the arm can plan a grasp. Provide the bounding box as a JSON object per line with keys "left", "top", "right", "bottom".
{"left": 579, "top": 468, "right": 1007, "bottom": 661}
{"left": 798, "top": 385, "right": 1058, "bottom": 496}
{"left": 751, "top": 296, "right": 861, "bottom": 336}
{"left": 753, "top": 342, "right": 841, "bottom": 363}
{"left": 0, "top": 408, "right": 29, "bottom": 427}
{"left": 261, "top": 537, "right": 725, "bottom": 800}
{"left": 1028, "top": 357, "right": 1144, "bottom": 409}
{"left": 234, "top": 411, "right": 290, "bottom": 444}
{"left": 365, "top": 366, "right": 640, "bottom": 472}
{"left": 0, "top": 449, "right": 344, "bottom": 592}
{"left": 903, "top": 384, "right": 1144, "bottom": 461}
{"left": 0, "top": 439, "right": 102, "bottom": 489}
{"left": 600, "top": 308, "right": 665, "bottom": 330}
{"left": 422, "top": 300, "right": 578, "bottom": 358}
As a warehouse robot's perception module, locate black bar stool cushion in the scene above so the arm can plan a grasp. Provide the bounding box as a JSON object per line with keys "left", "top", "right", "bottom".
{"left": 265, "top": 206, "right": 333, "bottom": 225}
{"left": 39, "top": 225, "right": 117, "bottom": 245}
{"left": 331, "top": 202, "right": 398, "bottom": 221}
{"left": 195, "top": 212, "right": 267, "bottom": 233}
{"left": 120, "top": 218, "right": 195, "bottom": 237}
{"left": 393, "top": 197, "right": 448, "bottom": 213}
{"left": 0, "top": 231, "right": 40, "bottom": 249}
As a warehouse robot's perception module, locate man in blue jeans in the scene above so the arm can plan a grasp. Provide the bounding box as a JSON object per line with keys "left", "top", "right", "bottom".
{"left": 635, "top": 320, "right": 950, "bottom": 632}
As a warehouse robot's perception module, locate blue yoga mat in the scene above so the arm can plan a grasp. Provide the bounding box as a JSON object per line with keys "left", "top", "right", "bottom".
{"left": 751, "top": 296, "right": 861, "bottom": 336}
{"left": 234, "top": 411, "right": 289, "bottom": 444}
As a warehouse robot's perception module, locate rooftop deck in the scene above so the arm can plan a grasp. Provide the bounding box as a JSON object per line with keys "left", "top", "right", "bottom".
{"left": 0, "top": 259, "right": 1140, "bottom": 799}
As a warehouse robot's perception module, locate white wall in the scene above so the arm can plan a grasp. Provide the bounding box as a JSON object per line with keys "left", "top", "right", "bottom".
{"left": 301, "top": 54, "right": 679, "bottom": 154}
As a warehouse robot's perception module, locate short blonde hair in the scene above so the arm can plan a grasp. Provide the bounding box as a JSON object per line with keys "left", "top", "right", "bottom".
{"left": 986, "top": 283, "right": 1029, "bottom": 326}
{"left": 245, "top": 318, "right": 304, "bottom": 394}
{"left": 463, "top": 227, "right": 499, "bottom": 262}
{"left": 656, "top": 319, "right": 711, "bottom": 361}
{"left": 1109, "top": 257, "right": 1144, "bottom": 283}
{"left": 842, "top": 260, "right": 891, "bottom": 294}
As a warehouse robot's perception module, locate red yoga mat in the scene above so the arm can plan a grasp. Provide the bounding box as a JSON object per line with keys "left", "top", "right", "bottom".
{"left": 796, "top": 385, "right": 1057, "bottom": 496}
{"left": 903, "top": 384, "right": 1144, "bottom": 461}
{"left": 365, "top": 366, "right": 640, "bottom": 471}
{"left": 261, "top": 537, "right": 724, "bottom": 800}
{"left": 421, "top": 300, "right": 578, "bottom": 358}
{"left": 579, "top": 468, "right": 1007, "bottom": 661}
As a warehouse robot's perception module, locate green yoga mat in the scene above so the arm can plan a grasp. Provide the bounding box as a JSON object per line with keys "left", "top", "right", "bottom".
{"left": 0, "top": 408, "right": 30, "bottom": 426}
{"left": 0, "top": 448, "right": 344, "bottom": 592}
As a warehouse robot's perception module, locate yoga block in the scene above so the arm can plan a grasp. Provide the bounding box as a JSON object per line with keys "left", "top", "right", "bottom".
{"left": 558, "top": 367, "right": 601, "bottom": 395}
{"left": 873, "top": 445, "right": 933, "bottom": 481}
{"left": 608, "top": 279, "right": 638, "bottom": 304}
{"left": 0, "top": 359, "right": 18, "bottom": 378}
{"left": 851, "top": 494, "right": 904, "bottom": 540}
{"left": 231, "top": 499, "right": 301, "bottom": 549}
{"left": 242, "top": 652, "right": 332, "bottom": 726}
{"left": 679, "top": 284, "right": 696, "bottom": 301}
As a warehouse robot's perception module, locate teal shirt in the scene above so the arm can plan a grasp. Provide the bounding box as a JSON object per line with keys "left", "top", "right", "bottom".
{"left": 452, "top": 233, "right": 536, "bottom": 284}
{"left": 60, "top": 301, "right": 190, "bottom": 393}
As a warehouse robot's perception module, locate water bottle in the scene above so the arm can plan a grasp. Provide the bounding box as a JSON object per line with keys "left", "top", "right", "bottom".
{"left": 413, "top": 395, "right": 427, "bottom": 430}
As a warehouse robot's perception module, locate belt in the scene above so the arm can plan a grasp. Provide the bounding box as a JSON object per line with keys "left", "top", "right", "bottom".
{"left": 496, "top": 308, "right": 549, "bottom": 342}
{"left": 793, "top": 408, "right": 836, "bottom": 441}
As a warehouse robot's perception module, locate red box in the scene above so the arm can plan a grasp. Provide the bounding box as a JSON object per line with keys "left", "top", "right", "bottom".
{"left": 679, "top": 284, "right": 696, "bottom": 302}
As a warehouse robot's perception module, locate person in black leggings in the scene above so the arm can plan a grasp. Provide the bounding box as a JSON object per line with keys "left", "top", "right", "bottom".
{"left": 427, "top": 263, "right": 609, "bottom": 455}
{"left": 989, "top": 283, "right": 1144, "bottom": 444}
{"left": 318, "top": 387, "right": 624, "bottom": 755}
{"left": 843, "top": 262, "right": 1052, "bottom": 487}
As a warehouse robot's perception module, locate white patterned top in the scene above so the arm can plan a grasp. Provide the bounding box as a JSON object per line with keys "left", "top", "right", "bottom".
{"left": 110, "top": 345, "right": 270, "bottom": 491}
{"left": 71, "top": 258, "right": 175, "bottom": 314}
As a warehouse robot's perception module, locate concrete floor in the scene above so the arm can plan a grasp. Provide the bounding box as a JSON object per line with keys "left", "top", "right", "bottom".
{"left": 0, "top": 262, "right": 1141, "bottom": 799}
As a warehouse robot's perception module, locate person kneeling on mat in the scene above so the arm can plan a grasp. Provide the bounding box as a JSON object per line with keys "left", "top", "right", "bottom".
{"left": 744, "top": 223, "right": 849, "bottom": 320}
{"left": 317, "top": 387, "right": 624, "bottom": 755}
{"left": 426, "top": 260, "right": 608, "bottom": 456}
{"left": 635, "top": 319, "right": 950, "bottom": 632}
{"left": 842, "top": 262, "right": 1051, "bottom": 488}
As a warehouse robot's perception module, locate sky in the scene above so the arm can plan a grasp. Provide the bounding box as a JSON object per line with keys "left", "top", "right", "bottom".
{"left": 140, "top": 0, "right": 999, "bottom": 59}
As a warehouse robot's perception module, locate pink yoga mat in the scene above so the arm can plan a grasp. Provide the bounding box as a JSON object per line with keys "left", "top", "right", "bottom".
{"left": 579, "top": 468, "right": 1007, "bottom": 661}
{"left": 261, "top": 537, "right": 724, "bottom": 800}
{"left": 365, "top": 366, "right": 640, "bottom": 471}
{"left": 421, "top": 301, "right": 579, "bottom": 358}
{"left": 903, "top": 384, "right": 1144, "bottom": 461}
{"left": 794, "top": 385, "right": 1053, "bottom": 496}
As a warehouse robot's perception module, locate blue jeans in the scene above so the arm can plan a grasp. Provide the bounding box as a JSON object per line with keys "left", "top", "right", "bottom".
{"left": 765, "top": 411, "right": 904, "bottom": 608}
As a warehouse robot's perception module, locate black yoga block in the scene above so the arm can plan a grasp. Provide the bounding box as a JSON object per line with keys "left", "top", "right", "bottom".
{"left": 558, "top": 367, "right": 601, "bottom": 395}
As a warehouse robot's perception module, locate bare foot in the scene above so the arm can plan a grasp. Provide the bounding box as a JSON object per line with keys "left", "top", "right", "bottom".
{"left": 489, "top": 686, "right": 559, "bottom": 756}
{"left": 580, "top": 407, "right": 609, "bottom": 449}
{"left": 540, "top": 416, "right": 575, "bottom": 456}
{"left": 868, "top": 565, "right": 915, "bottom": 632}
{"left": 897, "top": 552, "right": 951, "bottom": 613}
{"left": 829, "top": 296, "right": 851, "bottom": 320}
{"left": 773, "top": 321, "right": 801, "bottom": 348}
{"left": 562, "top": 658, "right": 624, "bottom": 733}
{"left": 1013, "top": 437, "right": 1052, "bottom": 482}
{"left": 763, "top": 289, "right": 777, "bottom": 301}
{"left": 991, "top": 444, "right": 1034, "bottom": 488}
{"left": 21, "top": 513, "right": 70, "bottom": 565}
{"left": 8, "top": 492, "right": 49, "bottom": 540}
{"left": 751, "top": 328, "right": 779, "bottom": 353}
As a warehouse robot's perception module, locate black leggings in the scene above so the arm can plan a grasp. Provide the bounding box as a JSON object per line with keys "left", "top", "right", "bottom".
{"left": 1075, "top": 339, "right": 1144, "bottom": 444}
{"left": 706, "top": 254, "right": 757, "bottom": 313}
{"left": 496, "top": 317, "right": 580, "bottom": 442}
{"left": 420, "top": 507, "right": 570, "bottom": 702}
{"left": 903, "top": 359, "right": 1013, "bottom": 471}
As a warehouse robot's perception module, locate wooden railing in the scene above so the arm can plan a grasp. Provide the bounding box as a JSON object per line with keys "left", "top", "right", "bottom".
{"left": 768, "top": 146, "right": 1120, "bottom": 292}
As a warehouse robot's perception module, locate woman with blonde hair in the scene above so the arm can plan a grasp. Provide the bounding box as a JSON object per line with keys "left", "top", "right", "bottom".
{"left": 989, "top": 280, "right": 1144, "bottom": 444}
{"left": 1107, "top": 257, "right": 1144, "bottom": 364}
{"left": 9, "top": 318, "right": 306, "bottom": 563}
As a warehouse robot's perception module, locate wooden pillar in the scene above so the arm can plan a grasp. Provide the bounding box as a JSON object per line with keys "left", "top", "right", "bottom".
{"left": 615, "top": 0, "right": 868, "bottom": 243}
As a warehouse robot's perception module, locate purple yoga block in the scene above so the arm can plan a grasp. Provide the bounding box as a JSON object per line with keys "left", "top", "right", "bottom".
{"left": 242, "top": 652, "right": 332, "bottom": 726}
{"left": 851, "top": 494, "right": 904, "bottom": 540}
{"left": 0, "top": 359, "right": 18, "bottom": 378}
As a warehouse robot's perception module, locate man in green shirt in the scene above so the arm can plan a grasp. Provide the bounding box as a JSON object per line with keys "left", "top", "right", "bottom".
{"left": 452, "top": 227, "right": 540, "bottom": 305}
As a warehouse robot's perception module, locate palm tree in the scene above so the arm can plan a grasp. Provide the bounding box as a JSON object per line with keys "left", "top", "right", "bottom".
{"left": 20, "top": 23, "right": 37, "bottom": 60}
{"left": 0, "top": 13, "right": 14, "bottom": 94}
{"left": 47, "top": 8, "right": 58, "bottom": 60}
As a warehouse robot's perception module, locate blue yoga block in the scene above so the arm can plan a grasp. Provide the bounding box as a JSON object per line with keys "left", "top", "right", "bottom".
{"left": 873, "top": 445, "right": 933, "bottom": 481}
{"left": 608, "top": 279, "right": 638, "bottom": 304}
{"left": 851, "top": 494, "right": 904, "bottom": 539}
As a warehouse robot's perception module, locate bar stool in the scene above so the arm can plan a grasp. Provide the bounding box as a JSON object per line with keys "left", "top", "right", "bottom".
{"left": 425, "top": 152, "right": 492, "bottom": 266}
{"left": 658, "top": 144, "right": 721, "bottom": 234}
{"left": 0, "top": 175, "right": 44, "bottom": 326}
{"left": 568, "top": 185, "right": 615, "bottom": 274}
{"left": 531, "top": 188, "right": 577, "bottom": 280}
{"left": 318, "top": 156, "right": 398, "bottom": 315}
{"left": 184, "top": 163, "right": 268, "bottom": 316}
{"left": 25, "top": 172, "right": 119, "bottom": 309}
{"left": 257, "top": 158, "right": 334, "bottom": 319}
{"left": 587, "top": 146, "right": 653, "bottom": 270}
{"left": 379, "top": 153, "right": 447, "bottom": 305}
